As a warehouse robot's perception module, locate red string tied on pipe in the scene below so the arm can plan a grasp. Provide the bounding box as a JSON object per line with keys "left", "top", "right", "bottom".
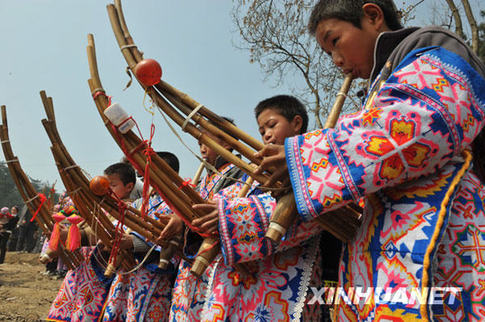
{"left": 31, "top": 193, "right": 47, "bottom": 222}
{"left": 107, "top": 193, "right": 128, "bottom": 272}
{"left": 140, "top": 124, "right": 156, "bottom": 218}
{"left": 179, "top": 178, "right": 194, "bottom": 189}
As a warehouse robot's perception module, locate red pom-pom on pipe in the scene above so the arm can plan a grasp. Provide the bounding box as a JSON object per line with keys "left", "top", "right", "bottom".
{"left": 135, "top": 59, "right": 162, "bottom": 86}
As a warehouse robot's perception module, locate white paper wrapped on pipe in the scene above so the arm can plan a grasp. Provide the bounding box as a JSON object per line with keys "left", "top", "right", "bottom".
{"left": 104, "top": 103, "right": 135, "bottom": 134}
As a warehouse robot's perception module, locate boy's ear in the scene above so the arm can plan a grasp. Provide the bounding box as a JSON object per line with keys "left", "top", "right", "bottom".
{"left": 126, "top": 182, "right": 134, "bottom": 192}
{"left": 221, "top": 138, "right": 233, "bottom": 150}
{"left": 362, "top": 3, "right": 387, "bottom": 32}
{"left": 291, "top": 115, "right": 303, "bottom": 135}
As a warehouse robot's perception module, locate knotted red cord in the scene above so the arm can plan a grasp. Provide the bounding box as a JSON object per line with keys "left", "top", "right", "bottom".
{"left": 178, "top": 178, "right": 194, "bottom": 189}
{"left": 106, "top": 189, "right": 128, "bottom": 271}
{"left": 92, "top": 91, "right": 112, "bottom": 106}
{"left": 31, "top": 193, "right": 47, "bottom": 222}
{"left": 140, "top": 124, "right": 156, "bottom": 218}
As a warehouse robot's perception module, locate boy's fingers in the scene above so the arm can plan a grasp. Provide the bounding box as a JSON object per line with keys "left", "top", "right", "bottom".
{"left": 160, "top": 220, "right": 175, "bottom": 239}
{"left": 200, "top": 217, "right": 219, "bottom": 231}
{"left": 255, "top": 154, "right": 284, "bottom": 175}
{"left": 254, "top": 144, "right": 283, "bottom": 158}
{"left": 192, "top": 203, "right": 217, "bottom": 211}
{"left": 264, "top": 165, "right": 289, "bottom": 187}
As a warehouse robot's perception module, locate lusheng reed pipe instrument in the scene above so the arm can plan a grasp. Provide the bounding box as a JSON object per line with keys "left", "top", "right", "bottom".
{"left": 106, "top": 0, "right": 361, "bottom": 245}
{"left": 191, "top": 162, "right": 205, "bottom": 187}
{"left": 39, "top": 91, "right": 140, "bottom": 276}
{"left": 0, "top": 105, "right": 81, "bottom": 269}
{"left": 87, "top": 34, "right": 209, "bottom": 276}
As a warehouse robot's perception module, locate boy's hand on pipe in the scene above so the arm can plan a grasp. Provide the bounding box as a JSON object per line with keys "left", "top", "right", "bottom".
{"left": 254, "top": 144, "right": 290, "bottom": 189}
{"left": 159, "top": 214, "right": 184, "bottom": 240}
{"left": 191, "top": 201, "right": 219, "bottom": 236}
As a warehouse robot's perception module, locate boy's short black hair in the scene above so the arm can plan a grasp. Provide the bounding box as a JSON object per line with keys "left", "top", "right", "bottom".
{"left": 308, "top": 0, "right": 403, "bottom": 35}
{"left": 156, "top": 151, "right": 180, "bottom": 174}
{"left": 254, "top": 95, "right": 309, "bottom": 133}
{"left": 104, "top": 162, "right": 136, "bottom": 185}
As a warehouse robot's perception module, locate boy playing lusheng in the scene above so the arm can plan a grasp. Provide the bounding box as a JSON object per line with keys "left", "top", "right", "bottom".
{"left": 47, "top": 162, "right": 137, "bottom": 321}
{"left": 101, "top": 152, "right": 181, "bottom": 322}
{"left": 188, "top": 95, "right": 327, "bottom": 321}
{"left": 256, "top": 0, "right": 485, "bottom": 320}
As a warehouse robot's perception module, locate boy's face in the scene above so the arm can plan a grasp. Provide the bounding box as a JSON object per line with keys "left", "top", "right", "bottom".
{"left": 257, "top": 108, "right": 303, "bottom": 145}
{"left": 106, "top": 173, "right": 133, "bottom": 200}
{"left": 315, "top": 10, "right": 386, "bottom": 79}
{"left": 198, "top": 130, "right": 230, "bottom": 166}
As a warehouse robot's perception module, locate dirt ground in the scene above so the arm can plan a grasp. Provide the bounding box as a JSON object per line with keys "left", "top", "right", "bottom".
{"left": 0, "top": 252, "right": 62, "bottom": 321}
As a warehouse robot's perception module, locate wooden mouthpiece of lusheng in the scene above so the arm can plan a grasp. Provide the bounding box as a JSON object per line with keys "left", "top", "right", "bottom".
{"left": 39, "top": 248, "right": 56, "bottom": 264}
{"left": 104, "top": 253, "right": 125, "bottom": 277}
{"left": 190, "top": 237, "right": 219, "bottom": 277}
{"left": 158, "top": 238, "right": 181, "bottom": 269}
{"left": 265, "top": 193, "right": 298, "bottom": 243}
{"left": 104, "top": 263, "right": 117, "bottom": 277}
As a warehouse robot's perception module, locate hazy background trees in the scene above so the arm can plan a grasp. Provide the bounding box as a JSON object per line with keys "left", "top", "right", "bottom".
{"left": 232, "top": 0, "right": 484, "bottom": 129}
{"left": 0, "top": 162, "right": 56, "bottom": 209}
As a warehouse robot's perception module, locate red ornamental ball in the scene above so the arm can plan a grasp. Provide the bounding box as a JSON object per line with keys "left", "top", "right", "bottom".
{"left": 134, "top": 58, "right": 162, "bottom": 86}
{"left": 89, "top": 176, "right": 110, "bottom": 196}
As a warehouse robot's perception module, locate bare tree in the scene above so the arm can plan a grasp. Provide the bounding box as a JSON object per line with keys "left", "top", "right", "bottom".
{"left": 232, "top": 0, "right": 360, "bottom": 129}
{"left": 232, "top": 0, "right": 483, "bottom": 129}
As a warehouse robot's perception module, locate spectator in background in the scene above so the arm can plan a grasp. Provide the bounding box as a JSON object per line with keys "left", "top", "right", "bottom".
{"left": 0, "top": 206, "right": 17, "bottom": 264}
{"left": 7, "top": 206, "right": 20, "bottom": 251}
{"left": 16, "top": 205, "right": 38, "bottom": 253}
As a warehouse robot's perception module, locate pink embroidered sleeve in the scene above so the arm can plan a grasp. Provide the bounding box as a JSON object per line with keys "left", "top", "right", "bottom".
{"left": 286, "top": 48, "right": 485, "bottom": 221}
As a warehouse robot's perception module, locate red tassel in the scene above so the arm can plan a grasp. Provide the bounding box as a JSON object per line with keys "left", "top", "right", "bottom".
{"left": 66, "top": 215, "right": 83, "bottom": 251}
{"left": 48, "top": 213, "right": 66, "bottom": 251}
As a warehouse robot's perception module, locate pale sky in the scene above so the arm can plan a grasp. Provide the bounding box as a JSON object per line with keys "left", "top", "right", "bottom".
{"left": 0, "top": 0, "right": 483, "bottom": 191}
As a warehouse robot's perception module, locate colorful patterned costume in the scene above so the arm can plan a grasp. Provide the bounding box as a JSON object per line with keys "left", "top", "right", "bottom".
{"left": 169, "top": 163, "right": 243, "bottom": 321}
{"left": 47, "top": 247, "right": 113, "bottom": 322}
{"left": 198, "top": 177, "right": 323, "bottom": 321}
{"left": 101, "top": 194, "right": 175, "bottom": 322}
{"left": 285, "top": 27, "right": 485, "bottom": 320}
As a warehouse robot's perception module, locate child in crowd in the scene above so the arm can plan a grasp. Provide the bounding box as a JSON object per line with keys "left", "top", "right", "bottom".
{"left": 47, "top": 162, "right": 137, "bottom": 321}
{"left": 256, "top": 0, "right": 485, "bottom": 320}
{"left": 0, "top": 206, "right": 16, "bottom": 264}
{"left": 101, "top": 152, "right": 182, "bottom": 322}
{"left": 183, "top": 95, "right": 325, "bottom": 321}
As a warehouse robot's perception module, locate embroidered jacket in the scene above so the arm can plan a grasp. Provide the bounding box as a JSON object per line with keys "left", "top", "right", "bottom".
{"left": 169, "top": 162, "right": 243, "bottom": 321}
{"left": 47, "top": 247, "right": 113, "bottom": 322}
{"left": 202, "top": 179, "right": 323, "bottom": 321}
{"left": 101, "top": 195, "right": 175, "bottom": 322}
{"left": 285, "top": 27, "right": 485, "bottom": 320}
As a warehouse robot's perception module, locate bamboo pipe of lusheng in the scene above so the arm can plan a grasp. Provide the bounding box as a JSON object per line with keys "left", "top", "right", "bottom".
{"left": 87, "top": 35, "right": 207, "bottom": 275}
{"left": 40, "top": 102, "right": 136, "bottom": 274}
{"left": 191, "top": 162, "right": 205, "bottom": 187}
{"left": 106, "top": 1, "right": 361, "bottom": 244}
{"left": 107, "top": 4, "right": 268, "bottom": 181}
{"left": 0, "top": 106, "right": 81, "bottom": 269}
{"left": 39, "top": 92, "right": 165, "bottom": 240}
{"left": 43, "top": 125, "right": 169, "bottom": 262}
{"left": 39, "top": 92, "right": 183, "bottom": 273}
{"left": 112, "top": 0, "right": 263, "bottom": 153}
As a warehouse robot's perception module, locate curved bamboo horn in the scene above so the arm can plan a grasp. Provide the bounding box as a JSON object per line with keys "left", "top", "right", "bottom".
{"left": 0, "top": 105, "right": 82, "bottom": 269}
{"left": 105, "top": 0, "right": 360, "bottom": 264}
{"left": 39, "top": 91, "right": 140, "bottom": 275}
